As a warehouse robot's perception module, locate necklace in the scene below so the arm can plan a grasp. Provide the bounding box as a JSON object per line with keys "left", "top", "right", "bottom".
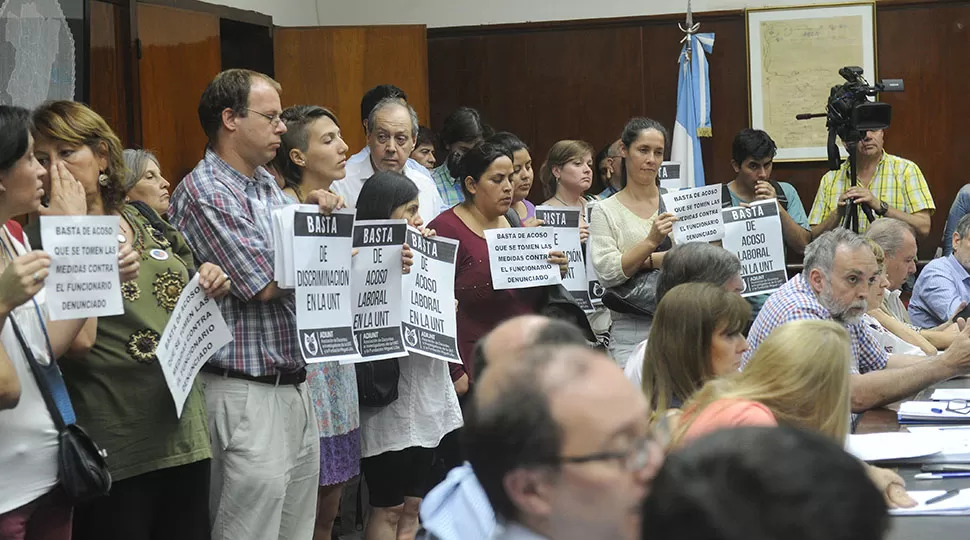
{"left": 554, "top": 194, "right": 585, "bottom": 210}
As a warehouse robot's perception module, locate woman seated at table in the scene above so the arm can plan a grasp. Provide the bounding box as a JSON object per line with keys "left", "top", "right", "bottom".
{"left": 32, "top": 100, "right": 231, "bottom": 539}
{"left": 122, "top": 149, "right": 170, "bottom": 217}
{"left": 589, "top": 118, "right": 678, "bottom": 365}
{"left": 429, "top": 141, "right": 568, "bottom": 394}
{"left": 673, "top": 319, "right": 917, "bottom": 509}
{"left": 863, "top": 240, "right": 936, "bottom": 356}
{"left": 641, "top": 282, "right": 751, "bottom": 421}
{"left": 487, "top": 132, "right": 535, "bottom": 225}
{"left": 355, "top": 170, "right": 463, "bottom": 540}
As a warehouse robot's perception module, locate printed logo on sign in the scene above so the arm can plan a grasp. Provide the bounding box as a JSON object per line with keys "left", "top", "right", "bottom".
{"left": 592, "top": 282, "right": 605, "bottom": 297}
{"left": 303, "top": 331, "right": 320, "bottom": 356}
{"left": 404, "top": 326, "right": 419, "bottom": 347}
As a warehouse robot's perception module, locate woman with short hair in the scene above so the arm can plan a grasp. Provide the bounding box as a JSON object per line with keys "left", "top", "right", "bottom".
{"left": 121, "top": 149, "right": 170, "bottom": 216}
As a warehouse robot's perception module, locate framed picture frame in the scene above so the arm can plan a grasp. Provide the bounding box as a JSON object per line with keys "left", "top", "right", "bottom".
{"left": 747, "top": 2, "right": 876, "bottom": 162}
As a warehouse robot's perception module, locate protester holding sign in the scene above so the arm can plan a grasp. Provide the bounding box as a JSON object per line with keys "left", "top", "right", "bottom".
{"left": 355, "top": 170, "right": 463, "bottom": 540}
{"left": 589, "top": 117, "right": 677, "bottom": 365}
{"left": 428, "top": 142, "right": 568, "bottom": 391}
{"left": 540, "top": 139, "right": 597, "bottom": 243}
{"left": 31, "top": 101, "right": 231, "bottom": 540}
{"left": 0, "top": 105, "right": 110, "bottom": 540}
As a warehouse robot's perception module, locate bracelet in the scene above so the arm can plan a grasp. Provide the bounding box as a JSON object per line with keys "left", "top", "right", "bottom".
{"left": 645, "top": 253, "right": 654, "bottom": 270}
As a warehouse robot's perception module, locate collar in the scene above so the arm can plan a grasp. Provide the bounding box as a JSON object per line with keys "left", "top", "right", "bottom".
{"left": 945, "top": 254, "right": 970, "bottom": 282}
{"left": 204, "top": 148, "right": 275, "bottom": 188}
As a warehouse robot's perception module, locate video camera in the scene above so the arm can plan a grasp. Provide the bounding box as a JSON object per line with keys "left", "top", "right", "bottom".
{"left": 796, "top": 67, "right": 904, "bottom": 231}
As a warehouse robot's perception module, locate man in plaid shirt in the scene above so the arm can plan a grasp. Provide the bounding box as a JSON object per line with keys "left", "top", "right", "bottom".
{"left": 809, "top": 129, "right": 935, "bottom": 238}
{"left": 169, "top": 69, "right": 342, "bottom": 540}
{"left": 744, "top": 228, "right": 970, "bottom": 413}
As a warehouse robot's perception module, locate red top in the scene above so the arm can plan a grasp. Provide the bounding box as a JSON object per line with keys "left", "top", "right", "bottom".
{"left": 429, "top": 208, "right": 543, "bottom": 383}
{"left": 5, "top": 220, "right": 24, "bottom": 244}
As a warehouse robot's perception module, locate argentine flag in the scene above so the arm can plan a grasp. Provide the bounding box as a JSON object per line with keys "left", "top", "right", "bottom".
{"left": 671, "top": 32, "right": 715, "bottom": 189}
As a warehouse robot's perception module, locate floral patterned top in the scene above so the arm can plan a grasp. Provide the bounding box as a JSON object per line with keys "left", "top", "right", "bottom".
{"left": 56, "top": 205, "right": 211, "bottom": 481}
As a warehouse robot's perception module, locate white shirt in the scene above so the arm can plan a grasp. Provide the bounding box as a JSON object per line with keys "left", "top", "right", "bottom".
{"left": 335, "top": 149, "right": 443, "bottom": 224}
{"left": 623, "top": 338, "right": 649, "bottom": 388}
{"left": 862, "top": 313, "right": 926, "bottom": 357}
{"left": 347, "top": 146, "right": 434, "bottom": 182}
{"left": 0, "top": 232, "right": 59, "bottom": 513}
{"left": 359, "top": 354, "right": 463, "bottom": 457}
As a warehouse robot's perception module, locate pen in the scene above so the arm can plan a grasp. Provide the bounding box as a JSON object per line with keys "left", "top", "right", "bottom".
{"left": 915, "top": 472, "right": 970, "bottom": 480}
{"left": 925, "top": 489, "right": 961, "bottom": 505}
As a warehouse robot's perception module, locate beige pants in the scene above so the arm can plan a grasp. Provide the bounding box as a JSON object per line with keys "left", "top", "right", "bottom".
{"left": 201, "top": 372, "right": 321, "bottom": 540}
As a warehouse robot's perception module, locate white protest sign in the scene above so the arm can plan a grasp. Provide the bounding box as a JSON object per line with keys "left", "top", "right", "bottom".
{"left": 349, "top": 219, "right": 407, "bottom": 363}
{"left": 661, "top": 183, "right": 725, "bottom": 243}
{"left": 40, "top": 215, "right": 123, "bottom": 321}
{"left": 536, "top": 206, "right": 592, "bottom": 311}
{"left": 293, "top": 208, "right": 360, "bottom": 363}
{"left": 658, "top": 161, "right": 683, "bottom": 191}
{"left": 157, "top": 273, "right": 233, "bottom": 417}
{"left": 484, "top": 228, "right": 561, "bottom": 290}
{"left": 721, "top": 199, "right": 789, "bottom": 297}
{"left": 401, "top": 226, "right": 461, "bottom": 364}
{"left": 585, "top": 202, "right": 605, "bottom": 307}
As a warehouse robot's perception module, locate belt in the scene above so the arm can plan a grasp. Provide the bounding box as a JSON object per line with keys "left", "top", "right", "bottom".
{"left": 200, "top": 365, "right": 307, "bottom": 386}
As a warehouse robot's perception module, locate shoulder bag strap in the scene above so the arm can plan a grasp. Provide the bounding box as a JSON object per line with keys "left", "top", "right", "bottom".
{"left": 7, "top": 314, "right": 72, "bottom": 429}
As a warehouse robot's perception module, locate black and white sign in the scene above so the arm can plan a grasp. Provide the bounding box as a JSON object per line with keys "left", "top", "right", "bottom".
{"left": 661, "top": 184, "right": 725, "bottom": 243}
{"left": 721, "top": 199, "right": 788, "bottom": 297}
{"left": 349, "top": 219, "right": 407, "bottom": 362}
{"left": 401, "top": 227, "right": 461, "bottom": 364}
{"left": 536, "top": 206, "right": 592, "bottom": 311}
{"left": 157, "top": 274, "right": 233, "bottom": 417}
{"left": 585, "top": 202, "right": 605, "bottom": 307}
{"left": 293, "top": 209, "right": 360, "bottom": 363}
{"left": 658, "top": 161, "right": 683, "bottom": 191}
{"left": 40, "top": 215, "right": 123, "bottom": 321}
{"left": 484, "top": 228, "right": 561, "bottom": 290}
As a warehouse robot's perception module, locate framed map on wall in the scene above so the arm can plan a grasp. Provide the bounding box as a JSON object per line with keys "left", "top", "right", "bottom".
{"left": 746, "top": 3, "right": 876, "bottom": 162}
{"left": 0, "top": 0, "right": 86, "bottom": 108}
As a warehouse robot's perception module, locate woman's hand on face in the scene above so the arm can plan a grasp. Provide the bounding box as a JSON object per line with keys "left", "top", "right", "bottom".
{"left": 646, "top": 212, "right": 678, "bottom": 245}
{"left": 198, "top": 263, "right": 232, "bottom": 299}
{"left": 117, "top": 244, "right": 140, "bottom": 283}
{"left": 40, "top": 162, "right": 86, "bottom": 216}
{"left": 402, "top": 244, "right": 414, "bottom": 275}
{"left": 548, "top": 250, "right": 569, "bottom": 277}
{"left": 0, "top": 251, "right": 50, "bottom": 316}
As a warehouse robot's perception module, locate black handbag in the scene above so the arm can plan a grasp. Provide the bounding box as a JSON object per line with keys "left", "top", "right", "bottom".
{"left": 355, "top": 359, "right": 401, "bottom": 408}
{"left": 8, "top": 314, "right": 112, "bottom": 503}
{"left": 602, "top": 269, "right": 662, "bottom": 317}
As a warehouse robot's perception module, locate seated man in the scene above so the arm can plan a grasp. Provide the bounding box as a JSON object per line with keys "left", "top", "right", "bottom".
{"left": 419, "top": 316, "right": 590, "bottom": 540}
{"left": 866, "top": 218, "right": 959, "bottom": 348}
{"left": 463, "top": 345, "right": 663, "bottom": 540}
{"left": 910, "top": 214, "right": 970, "bottom": 327}
{"left": 808, "top": 128, "right": 934, "bottom": 238}
{"left": 641, "top": 426, "right": 889, "bottom": 540}
{"left": 941, "top": 183, "right": 970, "bottom": 257}
{"left": 746, "top": 228, "right": 970, "bottom": 412}
{"left": 332, "top": 97, "right": 443, "bottom": 223}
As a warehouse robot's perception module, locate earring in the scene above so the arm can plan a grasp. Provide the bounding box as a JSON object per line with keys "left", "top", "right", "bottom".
{"left": 98, "top": 172, "right": 109, "bottom": 186}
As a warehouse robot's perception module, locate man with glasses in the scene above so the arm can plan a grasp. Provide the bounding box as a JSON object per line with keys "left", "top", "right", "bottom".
{"left": 169, "top": 69, "right": 341, "bottom": 540}
{"left": 332, "top": 97, "right": 443, "bottom": 223}
{"left": 597, "top": 140, "right": 624, "bottom": 198}
{"left": 461, "top": 344, "right": 663, "bottom": 540}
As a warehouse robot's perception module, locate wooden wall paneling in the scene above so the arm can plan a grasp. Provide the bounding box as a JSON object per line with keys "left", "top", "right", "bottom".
{"left": 89, "top": 0, "right": 133, "bottom": 146}
{"left": 876, "top": 2, "right": 970, "bottom": 256}
{"left": 274, "top": 25, "right": 430, "bottom": 154}
{"left": 136, "top": 3, "right": 220, "bottom": 188}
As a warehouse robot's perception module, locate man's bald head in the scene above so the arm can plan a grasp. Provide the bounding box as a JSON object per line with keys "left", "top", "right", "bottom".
{"left": 472, "top": 316, "right": 588, "bottom": 378}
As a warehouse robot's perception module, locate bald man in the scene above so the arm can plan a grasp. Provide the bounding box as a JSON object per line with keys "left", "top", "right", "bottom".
{"left": 465, "top": 345, "right": 661, "bottom": 540}
{"left": 420, "top": 316, "right": 589, "bottom": 540}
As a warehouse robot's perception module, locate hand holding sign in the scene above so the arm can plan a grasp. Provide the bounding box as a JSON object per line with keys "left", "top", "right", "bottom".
{"left": 118, "top": 243, "right": 140, "bottom": 283}
{"left": 0, "top": 251, "right": 50, "bottom": 315}
{"left": 305, "top": 189, "right": 346, "bottom": 214}
{"left": 647, "top": 212, "right": 678, "bottom": 246}
{"left": 197, "top": 262, "right": 231, "bottom": 298}
{"left": 661, "top": 184, "right": 725, "bottom": 244}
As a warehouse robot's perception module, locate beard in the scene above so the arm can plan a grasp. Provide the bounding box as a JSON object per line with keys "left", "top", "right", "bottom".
{"left": 819, "top": 285, "right": 868, "bottom": 325}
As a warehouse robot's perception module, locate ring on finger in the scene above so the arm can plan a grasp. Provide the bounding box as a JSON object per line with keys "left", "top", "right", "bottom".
{"left": 32, "top": 271, "right": 42, "bottom": 283}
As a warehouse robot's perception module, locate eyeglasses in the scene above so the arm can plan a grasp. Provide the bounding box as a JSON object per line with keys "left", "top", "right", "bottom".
{"left": 947, "top": 400, "right": 970, "bottom": 414}
{"left": 246, "top": 108, "right": 284, "bottom": 127}
{"left": 553, "top": 416, "right": 670, "bottom": 473}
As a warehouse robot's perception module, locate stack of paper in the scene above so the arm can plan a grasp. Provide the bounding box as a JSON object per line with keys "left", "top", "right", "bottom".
{"left": 846, "top": 432, "right": 942, "bottom": 462}
{"left": 931, "top": 389, "right": 970, "bottom": 401}
{"left": 898, "top": 401, "right": 970, "bottom": 424}
{"left": 890, "top": 489, "right": 970, "bottom": 516}
{"left": 272, "top": 204, "right": 317, "bottom": 289}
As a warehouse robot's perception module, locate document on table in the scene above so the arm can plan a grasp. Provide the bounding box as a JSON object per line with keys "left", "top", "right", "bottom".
{"left": 898, "top": 401, "right": 970, "bottom": 424}
{"left": 931, "top": 389, "right": 970, "bottom": 401}
{"left": 846, "top": 432, "right": 942, "bottom": 462}
{"left": 890, "top": 489, "right": 970, "bottom": 516}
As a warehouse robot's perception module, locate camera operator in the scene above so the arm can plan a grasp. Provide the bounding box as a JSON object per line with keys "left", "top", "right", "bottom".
{"left": 808, "top": 128, "right": 935, "bottom": 238}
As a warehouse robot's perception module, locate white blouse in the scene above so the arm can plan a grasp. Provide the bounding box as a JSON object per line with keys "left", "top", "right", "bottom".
{"left": 0, "top": 231, "right": 60, "bottom": 514}
{"left": 588, "top": 195, "right": 660, "bottom": 288}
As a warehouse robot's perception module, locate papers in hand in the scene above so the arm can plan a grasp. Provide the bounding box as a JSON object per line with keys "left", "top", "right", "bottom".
{"left": 890, "top": 489, "right": 970, "bottom": 516}
{"left": 272, "top": 204, "right": 317, "bottom": 288}
{"left": 898, "top": 401, "right": 970, "bottom": 423}
{"left": 846, "top": 432, "right": 942, "bottom": 462}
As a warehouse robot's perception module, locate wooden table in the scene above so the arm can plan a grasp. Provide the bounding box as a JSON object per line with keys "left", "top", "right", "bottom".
{"left": 856, "top": 377, "right": 970, "bottom": 539}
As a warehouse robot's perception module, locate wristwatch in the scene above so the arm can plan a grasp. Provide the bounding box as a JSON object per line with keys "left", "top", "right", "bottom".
{"left": 876, "top": 200, "right": 889, "bottom": 216}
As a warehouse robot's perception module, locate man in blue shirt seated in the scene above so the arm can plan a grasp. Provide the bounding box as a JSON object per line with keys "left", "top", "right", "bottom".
{"left": 722, "top": 129, "right": 811, "bottom": 316}
{"left": 910, "top": 214, "right": 970, "bottom": 327}
{"left": 940, "top": 185, "right": 970, "bottom": 257}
